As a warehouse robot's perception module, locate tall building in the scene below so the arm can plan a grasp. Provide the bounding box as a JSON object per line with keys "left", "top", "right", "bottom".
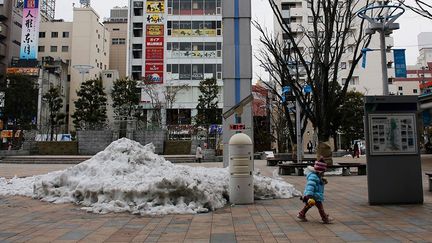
{"left": 104, "top": 6, "right": 128, "bottom": 78}
{"left": 0, "top": 0, "right": 55, "bottom": 82}
{"left": 127, "top": 0, "right": 223, "bottom": 128}
{"left": 39, "top": 6, "right": 110, "bottom": 131}
{"left": 417, "top": 32, "right": 432, "bottom": 67}
{"left": 274, "top": 0, "right": 398, "bottom": 95}
{"left": 0, "top": 0, "right": 24, "bottom": 82}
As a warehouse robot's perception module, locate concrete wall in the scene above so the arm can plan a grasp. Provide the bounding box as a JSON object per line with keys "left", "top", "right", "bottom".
{"left": 77, "top": 130, "right": 113, "bottom": 155}
{"left": 133, "top": 130, "right": 166, "bottom": 154}
{"left": 37, "top": 141, "right": 78, "bottom": 155}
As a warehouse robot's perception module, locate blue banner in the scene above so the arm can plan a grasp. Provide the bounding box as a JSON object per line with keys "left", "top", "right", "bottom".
{"left": 393, "top": 49, "right": 407, "bottom": 78}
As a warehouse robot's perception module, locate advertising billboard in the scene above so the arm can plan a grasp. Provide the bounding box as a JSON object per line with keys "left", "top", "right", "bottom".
{"left": 146, "top": 48, "right": 164, "bottom": 60}
{"left": 146, "top": 1, "right": 164, "bottom": 13}
{"left": 145, "top": 63, "right": 164, "bottom": 83}
{"left": 20, "top": 0, "right": 40, "bottom": 60}
{"left": 146, "top": 25, "right": 164, "bottom": 36}
{"left": 144, "top": 1, "right": 165, "bottom": 84}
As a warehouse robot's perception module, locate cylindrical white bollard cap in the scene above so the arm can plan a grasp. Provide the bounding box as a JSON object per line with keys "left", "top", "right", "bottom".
{"left": 229, "top": 133, "right": 252, "bottom": 145}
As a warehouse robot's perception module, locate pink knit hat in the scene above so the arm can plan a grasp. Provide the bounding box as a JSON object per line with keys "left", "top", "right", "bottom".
{"left": 314, "top": 160, "right": 327, "bottom": 172}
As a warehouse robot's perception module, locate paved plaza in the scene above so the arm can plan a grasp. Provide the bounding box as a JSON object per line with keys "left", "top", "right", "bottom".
{"left": 0, "top": 156, "right": 432, "bottom": 243}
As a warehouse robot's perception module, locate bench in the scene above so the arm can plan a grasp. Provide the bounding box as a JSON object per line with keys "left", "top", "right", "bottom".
{"left": 278, "top": 162, "right": 367, "bottom": 176}
{"left": 267, "top": 158, "right": 315, "bottom": 166}
{"left": 426, "top": 172, "right": 432, "bottom": 192}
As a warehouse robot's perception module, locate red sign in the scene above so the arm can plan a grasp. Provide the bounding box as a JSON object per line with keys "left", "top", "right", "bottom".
{"left": 145, "top": 63, "right": 163, "bottom": 72}
{"left": 146, "top": 37, "right": 164, "bottom": 48}
{"left": 230, "top": 124, "right": 246, "bottom": 130}
{"left": 146, "top": 48, "right": 164, "bottom": 60}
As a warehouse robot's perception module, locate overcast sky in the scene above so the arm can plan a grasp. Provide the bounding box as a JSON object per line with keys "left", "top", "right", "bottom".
{"left": 55, "top": 0, "right": 432, "bottom": 80}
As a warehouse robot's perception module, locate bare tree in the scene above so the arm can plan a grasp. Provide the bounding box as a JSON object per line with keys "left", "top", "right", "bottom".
{"left": 254, "top": 25, "right": 310, "bottom": 153}
{"left": 398, "top": 0, "right": 432, "bottom": 20}
{"left": 139, "top": 80, "right": 190, "bottom": 129}
{"left": 164, "top": 83, "right": 190, "bottom": 109}
{"left": 139, "top": 81, "right": 164, "bottom": 128}
{"left": 263, "top": 0, "right": 373, "bottom": 161}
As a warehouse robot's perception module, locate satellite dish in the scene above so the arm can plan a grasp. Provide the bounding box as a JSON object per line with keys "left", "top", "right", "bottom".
{"left": 79, "top": 0, "right": 90, "bottom": 7}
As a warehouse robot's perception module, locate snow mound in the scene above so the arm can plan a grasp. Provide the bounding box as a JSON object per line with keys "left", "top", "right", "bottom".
{"left": 0, "top": 138, "right": 300, "bottom": 215}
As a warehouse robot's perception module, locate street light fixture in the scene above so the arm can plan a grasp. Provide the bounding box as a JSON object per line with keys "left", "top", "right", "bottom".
{"left": 358, "top": 4, "right": 405, "bottom": 95}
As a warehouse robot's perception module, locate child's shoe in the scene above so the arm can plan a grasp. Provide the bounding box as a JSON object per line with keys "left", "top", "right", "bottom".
{"left": 296, "top": 213, "right": 308, "bottom": 222}
{"left": 322, "top": 215, "right": 334, "bottom": 224}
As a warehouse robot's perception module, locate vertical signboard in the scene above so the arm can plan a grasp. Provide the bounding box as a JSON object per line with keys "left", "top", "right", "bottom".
{"left": 20, "top": 0, "right": 40, "bottom": 60}
{"left": 393, "top": 49, "right": 407, "bottom": 78}
{"left": 144, "top": 0, "right": 165, "bottom": 83}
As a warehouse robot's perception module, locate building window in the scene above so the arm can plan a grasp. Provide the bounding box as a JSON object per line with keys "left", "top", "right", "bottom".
{"left": 398, "top": 86, "right": 403, "bottom": 91}
{"left": 179, "top": 64, "right": 191, "bottom": 80}
{"left": 62, "top": 32, "right": 69, "bottom": 38}
{"left": 113, "top": 28, "right": 120, "bottom": 31}
{"left": 61, "top": 46, "right": 69, "bottom": 52}
{"left": 39, "top": 32, "right": 46, "bottom": 38}
{"left": 38, "top": 46, "right": 45, "bottom": 52}
{"left": 133, "top": 1, "right": 144, "bottom": 16}
{"left": 106, "top": 73, "right": 112, "bottom": 78}
{"left": 112, "top": 38, "right": 126, "bottom": 45}
{"left": 341, "top": 62, "right": 347, "bottom": 69}
{"left": 413, "top": 89, "right": 418, "bottom": 94}
{"left": 51, "top": 32, "right": 58, "bottom": 38}
{"left": 348, "top": 76, "right": 359, "bottom": 85}
{"left": 308, "top": 16, "right": 314, "bottom": 23}
{"left": 133, "top": 23, "right": 143, "bottom": 37}
{"left": 50, "top": 46, "right": 57, "bottom": 52}
{"left": 132, "top": 44, "right": 143, "bottom": 59}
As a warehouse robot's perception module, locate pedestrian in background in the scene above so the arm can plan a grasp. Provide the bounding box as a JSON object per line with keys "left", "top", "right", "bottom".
{"left": 195, "top": 144, "right": 203, "bottom": 163}
{"left": 307, "top": 141, "right": 313, "bottom": 154}
{"left": 353, "top": 142, "right": 360, "bottom": 158}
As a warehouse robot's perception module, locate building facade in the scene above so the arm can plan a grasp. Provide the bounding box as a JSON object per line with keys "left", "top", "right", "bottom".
{"left": 0, "top": 0, "right": 23, "bottom": 82}
{"left": 39, "top": 6, "right": 110, "bottom": 131}
{"left": 104, "top": 7, "right": 128, "bottom": 78}
{"left": 127, "top": 0, "right": 223, "bottom": 129}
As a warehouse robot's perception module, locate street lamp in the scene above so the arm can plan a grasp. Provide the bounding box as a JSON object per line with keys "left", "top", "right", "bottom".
{"left": 419, "top": 65, "right": 430, "bottom": 94}
{"left": 73, "top": 65, "right": 94, "bottom": 83}
{"left": 358, "top": 4, "right": 405, "bottom": 95}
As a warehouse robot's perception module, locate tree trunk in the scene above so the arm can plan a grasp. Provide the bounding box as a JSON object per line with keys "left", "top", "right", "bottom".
{"left": 316, "top": 141, "right": 333, "bottom": 165}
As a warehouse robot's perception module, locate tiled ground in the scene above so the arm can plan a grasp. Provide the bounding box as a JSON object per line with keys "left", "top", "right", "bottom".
{"left": 0, "top": 156, "right": 431, "bottom": 242}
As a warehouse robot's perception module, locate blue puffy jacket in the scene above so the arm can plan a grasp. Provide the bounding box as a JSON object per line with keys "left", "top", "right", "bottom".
{"left": 303, "top": 170, "right": 325, "bottom": 202}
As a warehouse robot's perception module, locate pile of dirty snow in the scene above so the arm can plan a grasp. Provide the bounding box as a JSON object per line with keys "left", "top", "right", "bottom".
{"left": 0, "top": 138, "right": 300, "bottom": 215}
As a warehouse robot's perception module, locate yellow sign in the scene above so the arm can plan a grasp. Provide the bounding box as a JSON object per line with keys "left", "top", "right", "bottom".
{"left": 146, "top": 1, "right": 164, "bottom": 13}
{"left": 146, "top": 25, "right": 164, "bottom": 36}
{"left": 1, "top": 130, "right": 13, "bottom": 138}
{"left": 7, "top": 67, "right": 39, "bottom": 76}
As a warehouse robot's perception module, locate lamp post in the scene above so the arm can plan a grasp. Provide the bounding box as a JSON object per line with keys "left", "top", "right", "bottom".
{"left": 358, "top": 4, "right": 404, "bottom": 95}
{"left": 419, "top": 65, "right": 430, "bottom": 94}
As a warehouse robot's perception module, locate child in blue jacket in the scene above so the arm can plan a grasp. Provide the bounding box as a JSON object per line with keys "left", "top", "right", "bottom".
{"left": 297, "top": 158, "right": 333, "bottom": 224}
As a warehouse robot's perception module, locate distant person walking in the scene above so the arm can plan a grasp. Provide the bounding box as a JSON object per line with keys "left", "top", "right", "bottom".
{"left": 196, "top": 144, "right": 203, "bottom": 163}
{"left": 353, "top": 142, "right": 360, "bottom": 159}
{"left": 307, "top": 141, "right": 313, "bottom": 154}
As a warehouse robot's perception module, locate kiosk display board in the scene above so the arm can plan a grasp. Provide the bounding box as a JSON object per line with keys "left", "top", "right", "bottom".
{"left": 368, "top": 114, "right": 417, "bottom": 155}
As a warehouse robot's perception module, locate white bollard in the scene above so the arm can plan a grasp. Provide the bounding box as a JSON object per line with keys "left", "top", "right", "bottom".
{"left": 229, "top": 133, "right": 254, "bottom": 204}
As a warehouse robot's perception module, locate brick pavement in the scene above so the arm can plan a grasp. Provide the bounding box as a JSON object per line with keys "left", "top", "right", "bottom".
{"left": 0, "top": 156, "right": 432, "bottom": 242}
